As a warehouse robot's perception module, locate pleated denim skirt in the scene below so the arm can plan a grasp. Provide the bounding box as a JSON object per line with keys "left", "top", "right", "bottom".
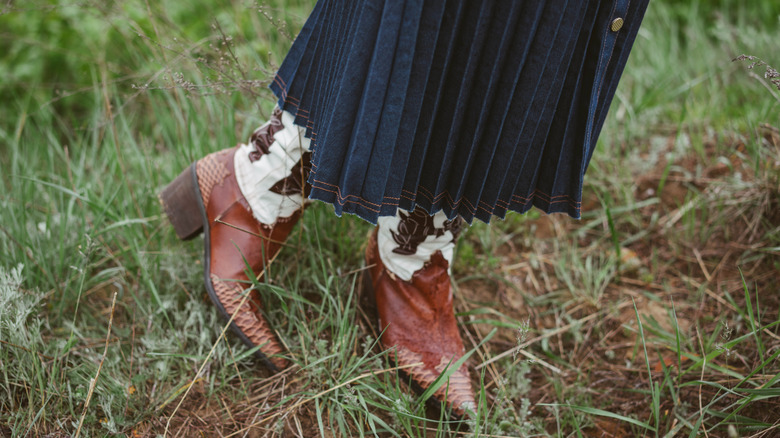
{"left": 270, "top": 0, "right": 649, "bottom": 224}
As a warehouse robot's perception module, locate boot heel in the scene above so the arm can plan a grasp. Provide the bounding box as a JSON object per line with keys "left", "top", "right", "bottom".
{"left": 160, "top": 164, "right": 204, "bottom": 240}
{"left": 360, "top": 269, "right": 377, "bottom": 315}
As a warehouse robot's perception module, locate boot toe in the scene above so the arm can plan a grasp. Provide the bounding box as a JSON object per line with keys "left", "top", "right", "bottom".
{"left": 394, "top": 346, "right": 477, "bottom": 418}
{"left": 208, "top": 274, "right": 289, "bottom": 371}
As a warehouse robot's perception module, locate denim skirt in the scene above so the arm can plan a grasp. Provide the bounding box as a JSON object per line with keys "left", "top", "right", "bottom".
{"left": 270, "top": 0, "right": 649, "bottom": 224}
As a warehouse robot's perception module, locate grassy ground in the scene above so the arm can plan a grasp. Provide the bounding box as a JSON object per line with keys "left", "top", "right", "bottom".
{"left": 1, "top": 0, "right": 779, "bottom": 436}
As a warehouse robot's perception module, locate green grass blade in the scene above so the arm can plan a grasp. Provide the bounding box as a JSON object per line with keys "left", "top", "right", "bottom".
{"left": 539, "top": 404, "right": 657, "bottom": 432}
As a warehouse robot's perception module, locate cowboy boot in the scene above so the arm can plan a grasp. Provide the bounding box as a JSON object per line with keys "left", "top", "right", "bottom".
{"left": 364, "top": 208, "right": 477, "bottom": 418}
{"left": 160, "top": 108, "right": 311, "bottom": 371}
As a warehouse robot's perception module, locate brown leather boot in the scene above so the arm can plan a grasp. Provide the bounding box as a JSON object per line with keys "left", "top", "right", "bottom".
{"left": 160, "top": 108, "right": 310, "bottom": 372}
{"left": 364, "top": 208, "right": 476, "bottom": 418}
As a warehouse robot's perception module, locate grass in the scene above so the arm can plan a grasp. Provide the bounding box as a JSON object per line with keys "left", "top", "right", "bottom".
{"left": 1, "top": 0, "right": 779, "bottom": 436}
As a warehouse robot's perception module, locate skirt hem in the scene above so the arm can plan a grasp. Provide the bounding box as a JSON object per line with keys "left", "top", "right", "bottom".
{"left": 272, "top": 77, "right": 581, "bottom": 225}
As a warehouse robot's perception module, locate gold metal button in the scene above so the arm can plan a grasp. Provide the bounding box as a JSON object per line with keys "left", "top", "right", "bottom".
{"left": 610, "top": 17, "right": 624, "bottom": 32}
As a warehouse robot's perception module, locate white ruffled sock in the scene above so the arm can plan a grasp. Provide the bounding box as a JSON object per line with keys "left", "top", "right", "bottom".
{"left": 233, "top": 109, "right": 311, "bottom": 224}
{"left": 376, "top": 208, "right": 463, "bottom": 282}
